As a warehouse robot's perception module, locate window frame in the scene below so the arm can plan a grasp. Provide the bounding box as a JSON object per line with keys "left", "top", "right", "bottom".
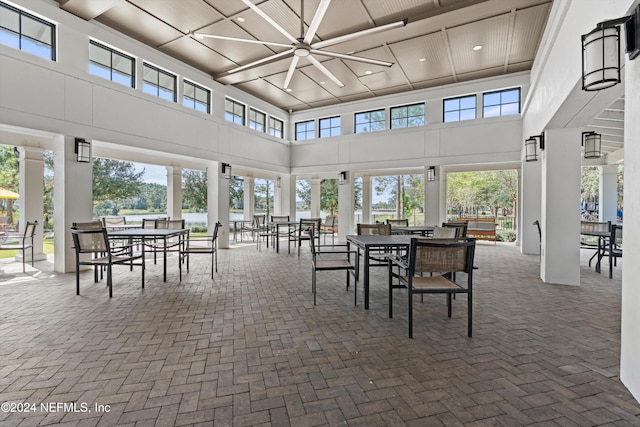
{"left": 269, "top": 116, "right": 284, "bottom": 139}
{"left": 182, "top": 79, "right": 210, "bottom": 114}
{"left": 89, "top": 39, "right": 136, "bottom": 88}
{"left": 0, "top": 2, "right": 56, "bottom": 61}
{"left": 142, "top": 62, "right": 177, "bottom": 102}
{"left": 224, "top": 97, "right": 246, "bottom": 125}
{"left": 318, "top": 116, "right": 341, "bottom": 138}
{"left": 482, "top": 87, "right": 521, "bottom": 118}
{"left": 249, "top": 107, "right": 267, "bottom": 132}
{"left": 443, "top": 94, "right": 477, "bottom": 123}
{"left": 295, "top": 120, "right": 316, "bottom": 141}
{"left": 390, "top": 102, "right": 425, "bottom": 129}
{"left": 354, "top": 108, "right": 386, "bottom": 134}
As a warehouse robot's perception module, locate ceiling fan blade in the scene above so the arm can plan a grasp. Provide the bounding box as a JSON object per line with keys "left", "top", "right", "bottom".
{"left": 192, "top": 32, "right": 291, "bottom": 48}
{"left": 310, "top": 49, "right": 393, "bottom": 67}
{"left": 311, "top": 19, "right": 407, "bottom": 50}
{"left": 307, "top": 55, "right": 344, "bottom": 87}
{"left": 283, "top": 56, "right": 300, "bottom": 89}
{"left": 240, "top": 0, "right": 298, "bottom": 44}
{"left": 303, "top": 0, "right": 331, "bottom": 45}
{"left": 226, "top": 50, "right": 293, "bottom": 74}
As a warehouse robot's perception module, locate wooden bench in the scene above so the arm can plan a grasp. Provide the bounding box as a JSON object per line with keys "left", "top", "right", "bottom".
{"left": 457, "top": 217, "right": 497, "bottom": 243}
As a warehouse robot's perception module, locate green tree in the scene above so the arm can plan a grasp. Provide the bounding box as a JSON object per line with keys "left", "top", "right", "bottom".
{"left": 320, "top": 179, "right": 338, "bottom": 216}
{"left": 296, "top": 180, "right": 311, "bottom": 210}
{"left": 230, "top": 177, "right": 244, "bottom": 210}
{"left": 182, "top": 169, "right": 207, "bottom": 212}
{"left": 92, "top": 158, "right": 144, "bottom": 215}
{"left": 255, "top": 178, "right": 273, "bottom": 217}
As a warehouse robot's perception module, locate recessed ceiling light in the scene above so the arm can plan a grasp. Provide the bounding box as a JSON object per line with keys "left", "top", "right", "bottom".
{"left": 365, "top": 70, "right": 372, "bottom": 75}
{"left": 237, "top": 16, "right": 245, "bottom": 22}
{"left": 320, "top": 81, "right": 326, "bottom": 85}
{"left": 473, "top": 45, "right": 483, "bottom": 51}
{"left": 285, "top": 88, "right": 292, "bottom": 92}
{"left": 419, "top": 58, "right": 426, "bottom": 62}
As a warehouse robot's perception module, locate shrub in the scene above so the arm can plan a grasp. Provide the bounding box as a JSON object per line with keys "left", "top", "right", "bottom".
{"left": 497, "top": 229, "right": 516, "bottom": 242}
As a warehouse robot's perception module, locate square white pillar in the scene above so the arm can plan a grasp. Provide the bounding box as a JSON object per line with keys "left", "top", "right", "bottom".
{"left": 166, "top": 166, "right": 182, "bottom": 220}
{"left": 53, "top": 135, "right": 93, "bottom": 273}
{"left": 18, "top": 147, "right": 46, "bottom": 261}
{"left": 337, "top": 172, "right": 354, "bottom": 242}
{"left": 520, "top": 159, "right": 542, "bottom": 255}
{"left": 244, "top": 177, "right": 255, "bottom": 220}
{"left": 599, "top": 164, "right": 618, "bottom": 224}
{"left": 541, "top": 128, "right": 581, "bottom": 285}
{"left": 310, "top": 178, "right": 321, "bottom": 218}
{"left": 362, "top": 176, "right": 372, "bottom": 224}
{"left": 207, "top": 161, "right": 230, "bottom": 249}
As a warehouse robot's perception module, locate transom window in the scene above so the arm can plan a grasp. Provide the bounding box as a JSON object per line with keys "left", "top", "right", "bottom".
{"left": 319, "top": 116, "right": 341, "bottom": 138}
{"left": 142, "top": 63, "right": 176, "bottom": 102}
{"left": 355, "top": 109, "right": 385, "bottom": 133}
{"left": 443, "top": 95, "right": 476, "bottom": 122}
{"left": 89, "top": 40, "right": 135, "bottom": 88}
{"left": 269, "top": 117, "right": 284, "bottom": 139}
{"left": 249, "top": 108, "right": 266, "bottom": 132}
{"left": 183, "top": 80, "right": 210, "bottom": 113}
{"left": 225, "top": 98, "right": 245, "bottom": 125}
{"left": 390, "top": 103, "right": 425, "bottom": 129}
{"left": 483, "top": 88, "right": 520, "bottom": 117}
{"left": 295, "top": 120, "right": 315, "bottom": 141}
{"left": 0, "top": 2, "right": 56, "bottom": 61}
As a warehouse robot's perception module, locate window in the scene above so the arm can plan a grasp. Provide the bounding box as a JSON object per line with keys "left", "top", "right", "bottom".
{"left": 183, "top": 80, "right": 210, "bottom": 113}
{"left": 142, "top": 63, "right": 176, "bottom": 102}
{"left": 483, "top": 88, "right": 520, "bottom": 117}
{"left": 225, "top": 98, "right": 245, "bottom": 125}
{"left": 295, "top": 120, "right": 315, "bottom": 141}
{"left": 391, "top": 103, "right": 425, "bottom": 129}
{"left": 355, "top": 109, "right": 385, "bottom": 133}
{"left": 0, "top": 2, "right": 55, "bottom": 60}
{"left": 89, "top": 40, "right": 135, "bottom": 87}
{"left": 319, "top": 116, "right": 341, "bottom": 138}
{"left": 269, "top": 117, "right": 284, "bottom": 139}
{"left": 443, "top": 95, "right": 476, "bottom": 122}
{"left": 249, "top": 108, "right": 266, "bottom": 132}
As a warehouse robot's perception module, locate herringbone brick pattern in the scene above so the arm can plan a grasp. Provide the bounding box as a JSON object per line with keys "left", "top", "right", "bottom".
{"left": 0, "top": 241, "right": 638, "bottom": 426}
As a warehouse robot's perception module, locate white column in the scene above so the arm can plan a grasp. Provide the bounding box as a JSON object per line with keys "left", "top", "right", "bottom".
{"left": 207, "top": 161, "right": 230, "bottom": 249}
{"left": 362, "top": 175, "right": 372, "bottom": 224}
{"left": 274, "top": 177, "right": 282, "bottom": 216}
{"left": 520, "top": 159, "right": 542, "bottom": 255}
{"left": 540, "top": 128, "right": 581, "bottom": 285}
{"left": 53, "top": 135, "right": 93, "bottom": 273}
{"left": 424, "top": 166, "right": 440, "bottom": 226}
{"left": 337, "top": 171, "right": 354, "bottom": 242}
{"left": 243, "top": 176, "right": 255, "bottom": 220}
{"left": 438, "top": 166, "right": 448, "bottom": 225}
{"left": 166, "top": 166, "right": 182, "bottom": 220}
{"left": 18, "top": 147, "right": 46, "bottom": 261}
{"left": 310, "top": 178, "right": 321, "bottom": 218}
{"left": 276, "top": 175, "right": 294, "bottom": 219}
{"left": 599, "top": 164, "right": 618, "bottom": 224}
{"left": 620, "top": 47, "right": 640, "bottom": 403}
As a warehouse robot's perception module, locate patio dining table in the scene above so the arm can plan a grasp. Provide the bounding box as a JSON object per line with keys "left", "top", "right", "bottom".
{"left": 391, "top": 225, "right": 435, "bottom": 236}
{"left": 108, "top": 228, "right": 188, "bottom": 282}
{"left": 581, "top": 228, "right": 611, "bottom": 273}
{"left": 266, "top": 220, "right": 298, "bottom": 253}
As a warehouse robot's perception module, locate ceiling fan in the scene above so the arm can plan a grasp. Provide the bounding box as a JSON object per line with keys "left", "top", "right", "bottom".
{"left": 193, "top": 0, "right": 407, "bottom": 90}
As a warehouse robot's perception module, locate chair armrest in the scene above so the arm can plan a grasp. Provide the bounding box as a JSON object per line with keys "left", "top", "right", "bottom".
{"left": 387, "top": 254, "right": 409, "bottom": 269}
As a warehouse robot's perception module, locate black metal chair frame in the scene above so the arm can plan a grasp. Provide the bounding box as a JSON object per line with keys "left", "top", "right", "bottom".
{"left": 388, "top": 238, "right": 476, "bottom": 338}
{"left": 145, "top": 219, "right": 185, "bottom": 263}
{"left": 0, "top": 220, "right": 37, "bottom": 272}
{"left": 179, "top": 221, "right": 221, "bottom": 280}
{"left": 71, "top": 227, "right": 145, "bottom": 298}
{"left": 309, "top": 229, "right": 358, "bottom": 305}
{"left": 597, "top": 224, "right": 622, "bottom": 279}
{"left": 297, "top": 218, "right": 322, "bottom": 256}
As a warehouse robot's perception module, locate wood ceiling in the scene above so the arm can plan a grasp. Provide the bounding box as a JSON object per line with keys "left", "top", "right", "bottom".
{"left": 56, "top": 0, "right": 553, "bottom": 112}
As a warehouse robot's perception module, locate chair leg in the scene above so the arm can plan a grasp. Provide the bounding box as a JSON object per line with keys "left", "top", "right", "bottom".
{"left": 447, "top": 293, "right": 452, "bottom": 317}
{"left": 467, "top": 292, "right": 472, "bottom": 338}
{"left": 141, "top": 259, "right": 145, "bottom": 288}
{"left": 408, "top": 290, "right": 413, "bottom": 339}
{"left": 388, "top": 266, "right": 393, "bottom": 318}
{"left": 107, "top": 265, "right": 113, "bottom": 298}
{"left": 312, "top": 270, "right": 317, "bottom": 305}
{"left": 76, "top": 266, "right": 80, "bottom": 295}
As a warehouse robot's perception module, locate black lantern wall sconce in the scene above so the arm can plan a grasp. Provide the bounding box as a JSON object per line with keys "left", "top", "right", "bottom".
{"left": 221, "top": 163, "right": 232, "bottom": 179}
{"left": 525, "top": 134, "right": 545, "bottom": 162}
{"left": 75, "top": 138, "right": 91, "bottom": 163}
{"left": 582, "top": 131, "right": 602, "bottom": 159}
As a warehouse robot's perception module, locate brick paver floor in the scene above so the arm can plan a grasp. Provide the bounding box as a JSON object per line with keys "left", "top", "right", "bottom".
{"left": 0, "top": 240, "right": 638, "bottom": 426}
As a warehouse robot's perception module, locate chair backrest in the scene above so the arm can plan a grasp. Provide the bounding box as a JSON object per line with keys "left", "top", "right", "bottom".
{"left": 71, "top": 228, "right": 110, "bottom": 254}
{"left": 442, "top": 221, "right": 468, "bottom": 238}
{"left": 533, "top": 220, "right": 541, "bottom": 240}
{"left": 581, "top": 220, "right": 610, "bottom": 234}
{"left": 156, "top": 219, "right": 185, "bottom": 229}
{"left": 611, "top": 224, "right": 623, "bottom": 249}
{"left": 432, "top": 226, "right": 458, "bottom": 239}
{"left": 299, "top": 218, "right": 322, "bottom": 235}
{"left": 212, "top": 221, "right": 222, "bottom": 241}
{"left": 253, "top": 214, "right": 266, "bottom": 227}
{"left": 102, "top": 216, "right": 126, "bottom": 227}
{"left": 357, "top": 223, "right": 391, "bottom": 236}
{"left": 270, "top": 215, "right": 289, "bottom": 222}
{"left": 409, "top": 238, "right": 476, "bottom": 276}
{"left": 324, "top": 215, "right": 336, "bottom": 227}
{"left": 72, "top": 220, "right": 103, "bottom": 230}
{"left": 386, "top": 218, "right": 409, "bottom": 226}
{"left": 24, "top": 220, "right": 38, "bottom": 238}
{"left": 142, "top": 218, "right": 157, "bottom": 229}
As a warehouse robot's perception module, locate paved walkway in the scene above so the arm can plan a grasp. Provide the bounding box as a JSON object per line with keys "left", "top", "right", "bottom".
{"left": 0, "top": 241, "right": 637, "bottom": 426}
